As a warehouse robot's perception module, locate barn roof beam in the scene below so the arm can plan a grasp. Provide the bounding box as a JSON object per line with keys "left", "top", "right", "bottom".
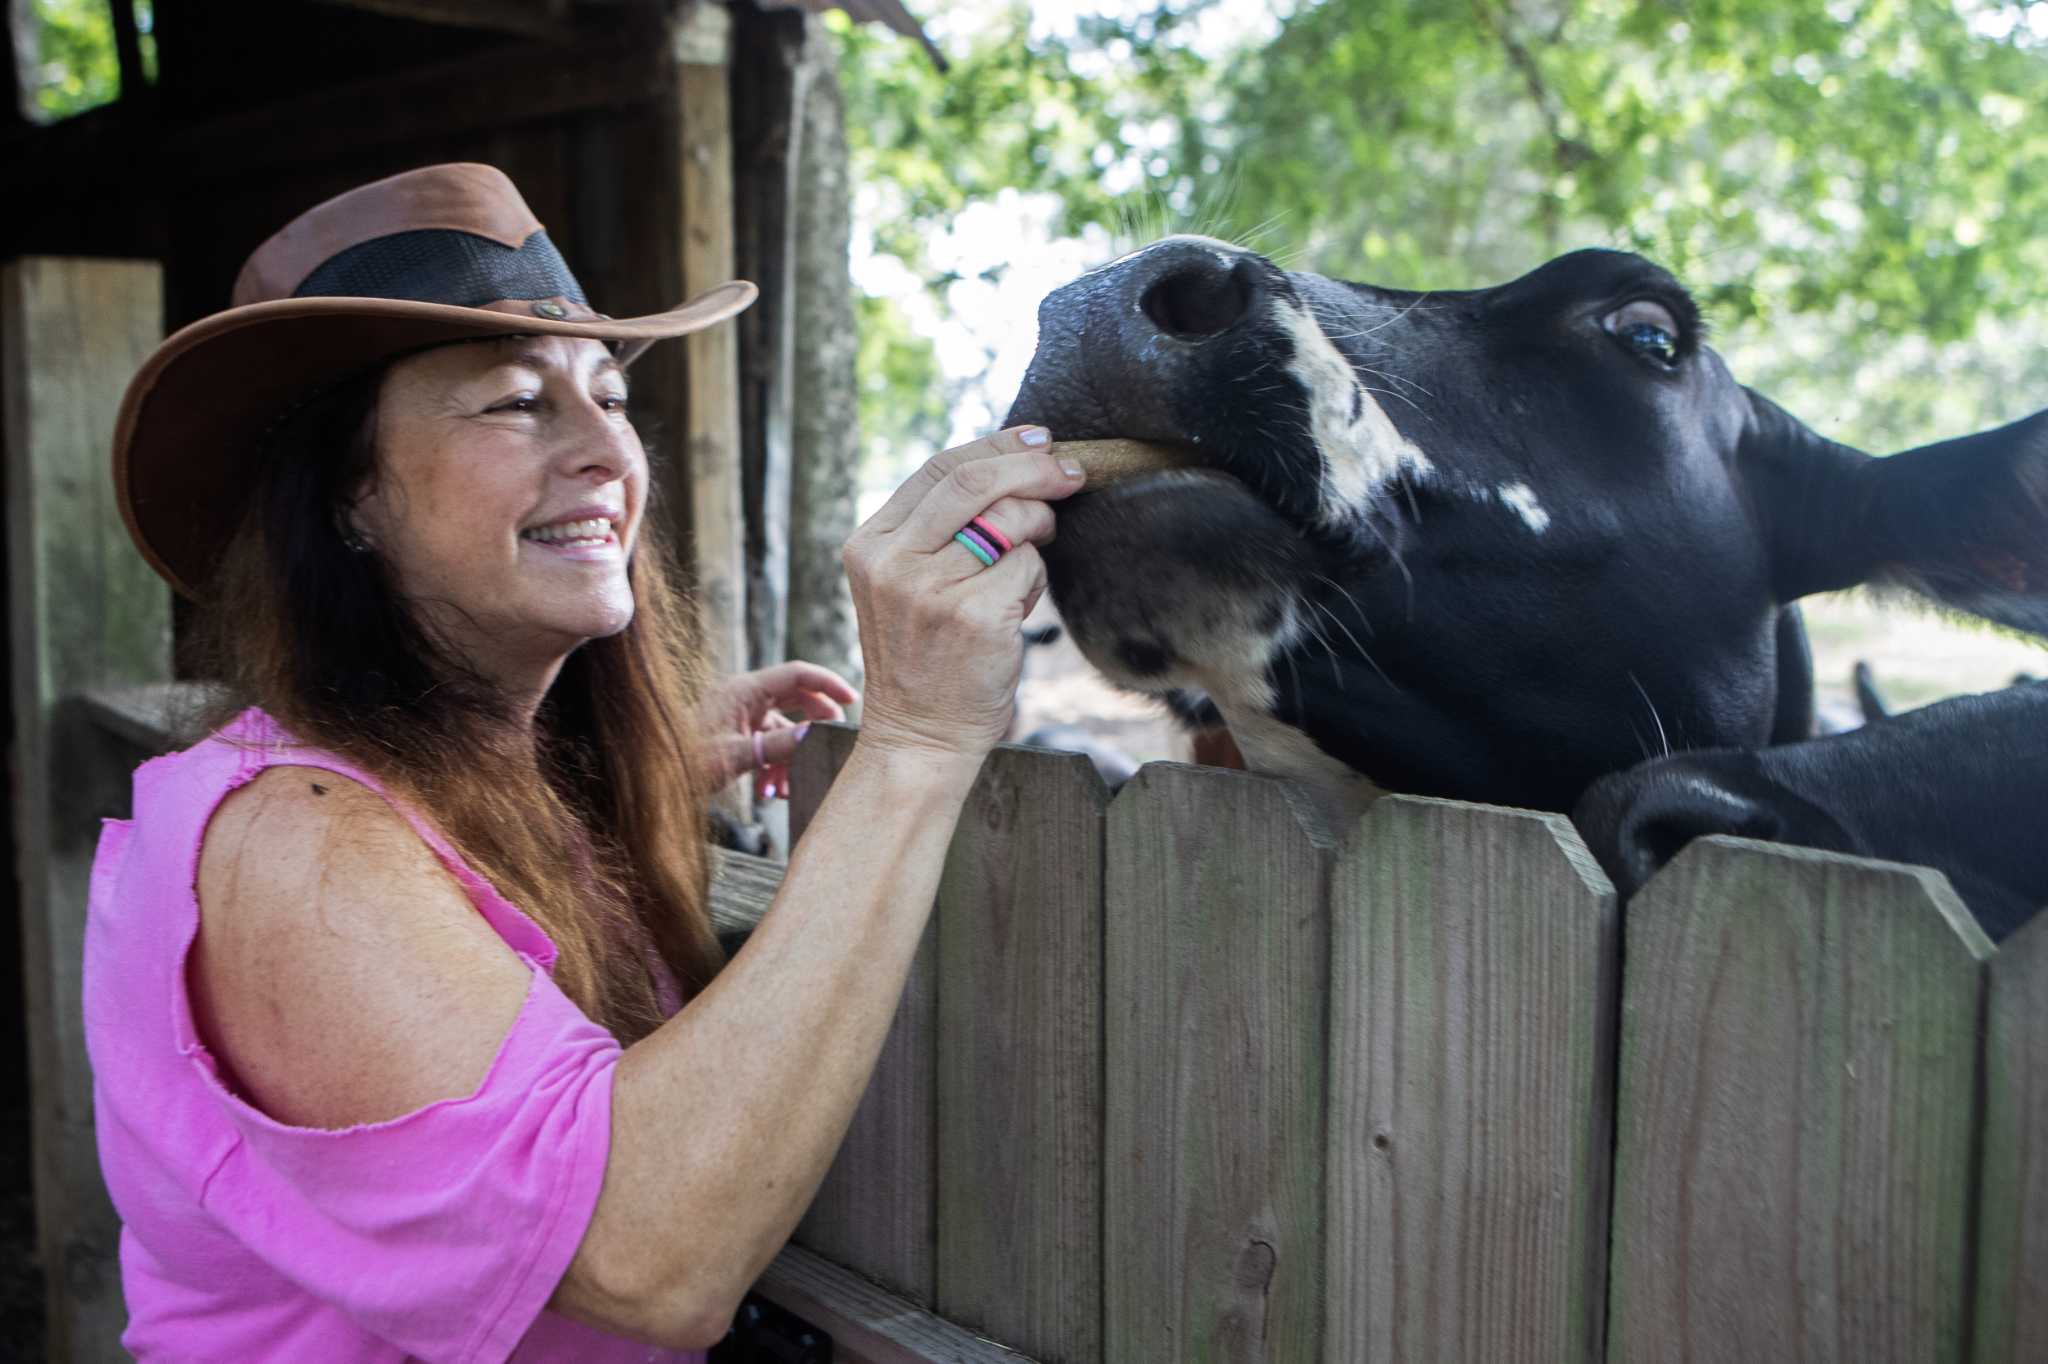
{"left": 305, "top": 0, "right": 646, "bottom": 44}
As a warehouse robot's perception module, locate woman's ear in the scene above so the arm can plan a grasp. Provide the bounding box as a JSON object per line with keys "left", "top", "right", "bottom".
{"left": 337, "top": 478, "right": 383, "bottom": 555}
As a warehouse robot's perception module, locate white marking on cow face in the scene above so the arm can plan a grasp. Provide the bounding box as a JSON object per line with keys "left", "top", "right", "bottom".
{"left": 1495, "top": 481, "right": 1552, "bottom": 534}
{"left": 1277, "top": 302, "right": 1433, "bottom": 532}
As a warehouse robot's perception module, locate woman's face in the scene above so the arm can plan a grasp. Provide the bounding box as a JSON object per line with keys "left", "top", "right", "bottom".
{"left": 353, "top": 335, "right": 645, "bottom": 696}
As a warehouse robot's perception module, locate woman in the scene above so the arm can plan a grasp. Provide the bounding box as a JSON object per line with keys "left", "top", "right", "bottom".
{"left": 85, "top": 164, "right": 1086, "bottom": 1360}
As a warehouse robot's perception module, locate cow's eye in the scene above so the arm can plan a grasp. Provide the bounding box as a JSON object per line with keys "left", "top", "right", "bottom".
{"left": 1602, "top": 300, "right": 1682, "bottom": 367}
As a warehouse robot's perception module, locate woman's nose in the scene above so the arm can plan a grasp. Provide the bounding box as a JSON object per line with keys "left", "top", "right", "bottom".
{"left": 554, "top": 404, "right": 637, "bottom": 481}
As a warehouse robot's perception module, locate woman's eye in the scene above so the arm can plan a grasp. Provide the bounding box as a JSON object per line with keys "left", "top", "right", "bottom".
{"left": 1600, "top": 300, "right": 1683, "bottom": 367}
{"left": 492, "top": 394, "right": 541, "bottom": 414}
{"left": 601, "top": 393, "right": 631, "bottom": 413}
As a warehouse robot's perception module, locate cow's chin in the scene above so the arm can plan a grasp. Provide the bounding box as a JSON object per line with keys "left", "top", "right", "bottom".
{"left": 1042, "top": 467, "right": 1317, "bottom": 702}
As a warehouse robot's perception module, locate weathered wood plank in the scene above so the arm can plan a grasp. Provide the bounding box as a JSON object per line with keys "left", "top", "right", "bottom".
{"left": 675, "top": 2, "right": 749, "bottom": 681}
{"left": 1972, "top": 908, "right": 2048, "bottom": 1362}
{"left": 756, "top": 1243, "right": 1039, "bottom": 1364}
{"left": 1327, "top": 796, "right": 1618, "bottom": 1363}
{"left": 935, "top": 746, "right": 1107, "bottom": 1363}
{"left": 1608, "top": 837, "right": 1991, "bottom": 1364}
{"left": 1105, "top": 762, "right": 1334, "bottom": 1364}
{"left": 732, "top": 3, "right": 807, "bottom": 678}
{"left": 708, "top": 846, "right": 782, "bottom": 938}
{"left": 5, "top": 257, "right": 170, "bottom": 1364}
{"left": 788, "top": 723, "right": 939, "bottom": 1301}
{"left": 77, "top": 680, "right": 218, "bottom": 753}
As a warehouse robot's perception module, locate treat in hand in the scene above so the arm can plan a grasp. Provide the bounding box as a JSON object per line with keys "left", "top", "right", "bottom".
{"left": 1047, "top": 438, "right": 1190, "bottom": 486}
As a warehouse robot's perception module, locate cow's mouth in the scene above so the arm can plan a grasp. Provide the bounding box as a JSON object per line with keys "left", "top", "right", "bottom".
{"left": 1047, "top": 430, "right": 1332, "bottom": 540}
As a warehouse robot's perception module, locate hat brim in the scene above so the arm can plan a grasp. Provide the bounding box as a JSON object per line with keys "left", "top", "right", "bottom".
{"left": 113, "top": 281, "right": 757, "bottom": 598}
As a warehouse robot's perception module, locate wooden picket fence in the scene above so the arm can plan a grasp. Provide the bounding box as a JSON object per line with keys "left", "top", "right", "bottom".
{"left": 744, "top": 722, "right": 2048, "bottom": 1364}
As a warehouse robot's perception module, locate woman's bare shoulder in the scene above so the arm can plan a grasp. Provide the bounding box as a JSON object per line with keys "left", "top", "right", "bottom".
{"left": 194, "top": 764, "right": 531, "bottom": 1128}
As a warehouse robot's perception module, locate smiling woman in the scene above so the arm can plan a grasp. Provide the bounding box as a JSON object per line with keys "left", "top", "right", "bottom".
{"left": 84, "top": 163, "right": 1084, "bottom": 1361}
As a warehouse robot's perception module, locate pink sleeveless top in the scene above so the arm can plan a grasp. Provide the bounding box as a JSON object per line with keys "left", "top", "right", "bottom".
{"left": 82, "top": 708, "right": 704, "bottom": 1363}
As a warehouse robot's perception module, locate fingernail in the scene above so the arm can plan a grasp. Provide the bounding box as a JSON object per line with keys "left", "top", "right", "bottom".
{"left": 1020, "top": 426, "right": 1051, "bottom": 446}
{"left": 1060, "top": 458, "right": 1086, "bottom": 481}
{"left": 794, "top": 722, "right": 813, "bottom": 743}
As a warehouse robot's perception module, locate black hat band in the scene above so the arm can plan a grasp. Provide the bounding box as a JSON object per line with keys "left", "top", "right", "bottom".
{"left": 293, "top": 228, "right": 588, "bottom": 308}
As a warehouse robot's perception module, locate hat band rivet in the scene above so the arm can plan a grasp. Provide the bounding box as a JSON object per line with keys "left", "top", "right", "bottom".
{"left": 532, "top": 300, "right": 570, "bottom": 319}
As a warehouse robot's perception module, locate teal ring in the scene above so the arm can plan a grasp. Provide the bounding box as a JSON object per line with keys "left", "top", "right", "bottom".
{"left": 953, "top": 529, "right": 998, "bottom": 567}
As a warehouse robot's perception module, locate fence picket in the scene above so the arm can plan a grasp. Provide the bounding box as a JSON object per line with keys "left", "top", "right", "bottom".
{"left": 1972, "top": 909, "right": 2048, "bottom": 1363}
{"left": 935, "top": 745, "right": 1109, "bottom": 1363}
{"left": 1105, "top": 763, "right": 1334, "bottom": 1364}
{"left": 1609, "top": 837, "right": 1990, "bottom": 1363}
{"left": 1327, "top": 796, "right": 1617, "bottom": 1363}
{"left": 787, "top": 723, "right": 939, "bottom": 1302}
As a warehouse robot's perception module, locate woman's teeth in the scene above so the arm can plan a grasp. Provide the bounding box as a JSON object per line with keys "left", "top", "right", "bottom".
{"left": 522, "top": 518, "right": 614, "bottom": 544}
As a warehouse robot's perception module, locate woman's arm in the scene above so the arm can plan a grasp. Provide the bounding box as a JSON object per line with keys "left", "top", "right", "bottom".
{"left": 550, "top": 739, "right": 980, "bottom": 1344}
{"left": 557, "top": 427, "right": 1087, "bottom": 1345}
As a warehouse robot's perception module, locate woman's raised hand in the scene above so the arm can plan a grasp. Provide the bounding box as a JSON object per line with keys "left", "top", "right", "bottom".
{"left": 696, "top": 661, "right": 859, "bottom": 797}
{"left": 843, "top": 426, "right": 1085, "bottom": 764}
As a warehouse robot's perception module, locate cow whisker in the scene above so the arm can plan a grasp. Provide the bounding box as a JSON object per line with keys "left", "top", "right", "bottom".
{"left": 1628, "top": 671, "right": 1672, "bottom": 758}
{"left": 1310, "top": 573, "right": 1375, "bottom": 640}
{"left": 1311, "top": 597, "right": 1396, "bottom": 691}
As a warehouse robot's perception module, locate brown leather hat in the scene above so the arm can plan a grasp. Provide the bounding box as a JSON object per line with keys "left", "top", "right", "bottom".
{"left": 112, "top": 162, "right": 756, "bottom": 598}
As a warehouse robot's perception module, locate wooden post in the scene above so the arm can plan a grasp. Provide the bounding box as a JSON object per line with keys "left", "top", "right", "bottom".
{"left": 1973, "top": 910, "right": 2048, "bottom": 1362}
{"left": 673, "top": 1, "right": 748, "bottom": 680}
{"left": 1608, "top": 837, "right": 1990, "bottom": 1363}
{"left": 1105, "top": 763, "right": 1334, "bottom": 1363}
{"left": 1327, "top": 796, "right": 1618, "bottom": 1363}
{"left": 787, "top": 723, "right": 940, "bottom": 1301}
{"left": 5, "top": 257, "right": 170, "bottom": 1362}
{"left": 732, "top": 3, "right": 808, "bottom": 677}
{"left": 784, "top": 24, "right": 864, "bottom": 704}
{"left": 935, "top": 746, "right": 1107, "bottom": 1363}
{"left": 107, "top": 0, "right": 146, "bottom": 102}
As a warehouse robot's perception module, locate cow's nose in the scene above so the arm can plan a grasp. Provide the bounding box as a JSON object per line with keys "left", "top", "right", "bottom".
{"left": 1132, "top": 242, "right": 1261, "bottom": 342}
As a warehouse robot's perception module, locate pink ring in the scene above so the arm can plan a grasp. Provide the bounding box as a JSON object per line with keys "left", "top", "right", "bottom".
{"left": 753, "top": 729, "right": 766, "bottom": 770}
{"left": 969, "top": 515, "right": 1014, "bottom": 554}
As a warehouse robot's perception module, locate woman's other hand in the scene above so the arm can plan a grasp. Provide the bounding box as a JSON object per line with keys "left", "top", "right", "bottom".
{"left": 843, "top": 425, "right": 1085, "bottom": 764}
{"left": 697, "top": 661, "right": 859, "bottom": 798}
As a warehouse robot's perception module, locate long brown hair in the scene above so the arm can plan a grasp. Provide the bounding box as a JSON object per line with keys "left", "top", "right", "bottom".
{"left": 195, "top": 361, "right": 724, "bottom": 1043}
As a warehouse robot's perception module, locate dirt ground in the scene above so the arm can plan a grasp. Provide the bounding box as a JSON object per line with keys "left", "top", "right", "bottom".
{"left": 1010, "top": 589, "right": 2048, "bottom": 773}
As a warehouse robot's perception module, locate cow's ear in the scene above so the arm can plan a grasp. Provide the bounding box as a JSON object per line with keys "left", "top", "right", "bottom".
{"left": 1746, "top": 392, "right": 2048, "bottom": 636}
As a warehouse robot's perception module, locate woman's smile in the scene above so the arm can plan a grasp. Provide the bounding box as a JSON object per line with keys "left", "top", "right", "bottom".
{"left": 521, "top": 508, "right": 625, "bottom": 561}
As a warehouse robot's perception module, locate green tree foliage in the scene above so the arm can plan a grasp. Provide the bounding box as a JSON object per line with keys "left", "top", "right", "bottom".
{"left": 27, "top": 0, "right": 119, "bottom": 118}
{"left": 842, "top": 1, "right": 2047, "bottom": 456}
{"left": 25, "top": 0, "right": 156, "bottom": 121}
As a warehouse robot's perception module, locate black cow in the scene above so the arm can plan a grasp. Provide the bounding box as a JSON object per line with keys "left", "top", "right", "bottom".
{"left": 1574, "top": 681, "right": 2047, "bottom": 941}
{"left": 1005, "top": 238, "right": 2047, "bottom": 930}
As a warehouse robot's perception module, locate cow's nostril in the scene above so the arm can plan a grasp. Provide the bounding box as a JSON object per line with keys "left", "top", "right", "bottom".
{"left": 1141, "top": 263, "right": 1254, "bottom": 340}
